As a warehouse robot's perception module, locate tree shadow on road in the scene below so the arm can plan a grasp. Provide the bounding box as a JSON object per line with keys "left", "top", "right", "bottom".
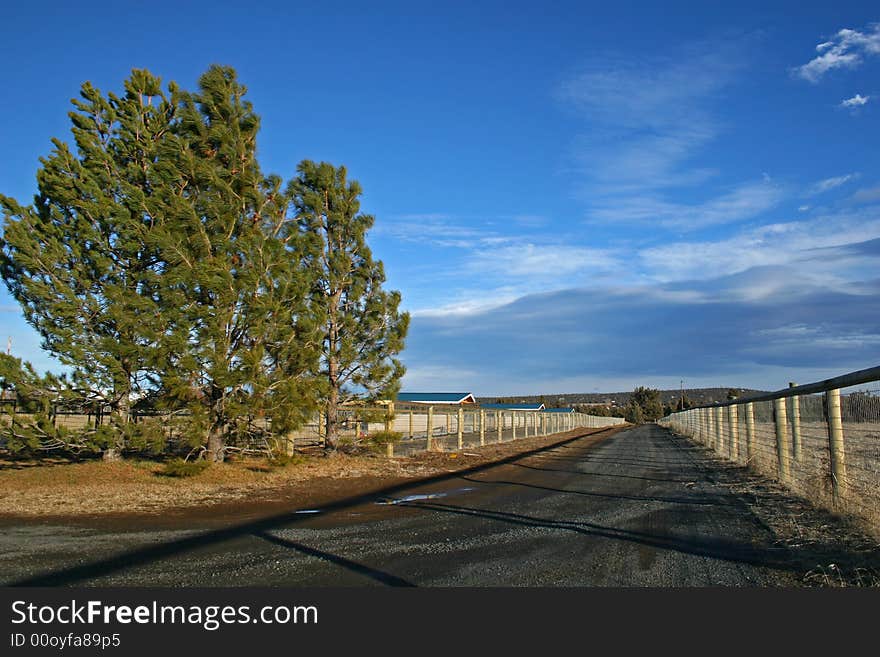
{"left": 253, "top": 531, "right": 416, "bottom": 587}
{"left": 397, "top": 499, "right": 880, "bottom": 581}
{"left": 458, "top": 474, "right": 733, "bottom": 508}
{"left": 6, "top": 428, "right": 613, "bottom": 586}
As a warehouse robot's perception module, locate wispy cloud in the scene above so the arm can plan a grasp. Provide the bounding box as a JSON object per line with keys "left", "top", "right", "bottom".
{"left": 402, "top": 207, "right": 880, "bottom": 391}
{"left": 403, "top": 272, "right": 880, "bottom": 394}
{"left": 382, "top": 210, "right": 626, "bottom": 317}
{"left": 376, "top": 214, "right": 495, "bottom": 247}
{"left": 807, "top": 173, "right": 859, "bottom": 195}
{"left": 469, "top": 243, "right": 619, "bottom": 278}
{"left": 840, "top": 93, "right": 870, "bottom": 108}
{"left": 590, "top": 179, "right": 785, "bottom": 229}
{"left": 559, "top": 35, "right": 781, "bottom": 230}
{"left": 638, "top": 205, "right": 880, "bottom": 285}
{"left": 559, "top": 41, "right": 738, "bottom": 192}
{"left": 408, "top": 242, "right": 624, "bottom": 318}
{"left": 409, "top": 289, "right": 524, "bottom": 318}
{"left": 794, "top": 23, "right": 880, "bottom": 83}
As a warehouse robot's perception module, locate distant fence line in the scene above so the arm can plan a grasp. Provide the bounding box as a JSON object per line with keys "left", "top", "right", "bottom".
{"left": 0, "top": 400, "right": 625, "bottom": 457}
{"left": 290, "top": 404, "right": 625, "bottom": 456}
{"left": 659, "top": 365, "right": 880, "bottom": 533}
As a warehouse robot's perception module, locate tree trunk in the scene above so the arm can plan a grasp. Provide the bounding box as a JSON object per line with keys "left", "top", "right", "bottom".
{"left": 102, "top": 447, "right": 122, "bottom": 462}
{"left": 206, "top": 391, "right": 226, "bottom": 463}
{"left": 324, "top": 294, "right": 340, "bottom": 453}
{"left": 324, "top": 385, "right": 339, "bottom": 452}
{"left": 206, "top": 425, "right": 225, "bottom": 463}
{"left": 106, "top": 379, "right": 131, "bottom": 462}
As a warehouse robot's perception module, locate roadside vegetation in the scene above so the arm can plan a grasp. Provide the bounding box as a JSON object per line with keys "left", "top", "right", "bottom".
{"left": 0, "top": 426, "right": 610, "bottom": 518}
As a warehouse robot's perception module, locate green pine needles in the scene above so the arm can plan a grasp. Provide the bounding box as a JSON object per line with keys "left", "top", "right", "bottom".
{"left": 289, "top": 161, "right": 409, "bottom": 451}
{"left": 0, "top": 66, "right": 408, "bottom": 462}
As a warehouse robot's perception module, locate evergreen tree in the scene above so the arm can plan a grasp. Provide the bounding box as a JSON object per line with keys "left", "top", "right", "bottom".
{"left": 0, "top": 70, "right": 178, "bottom": 459}
{"left": 151, "top": 66, "right": 319, "bottom": 462}
{"left": 625, "top": 401, "right": 645, "bottom": 424}
{"left": 287, "top": 161, "right": 409, "bottom": 451}
{"left": 630, "top": 386, "right": 663, "bottom": 422}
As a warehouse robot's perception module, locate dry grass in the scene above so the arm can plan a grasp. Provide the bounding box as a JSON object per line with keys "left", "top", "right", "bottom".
{"left": 0, "top": 427, "right": 613, "bottom": 519}
{"left": 693, "top": 446, "right": 880, "bottom": 587}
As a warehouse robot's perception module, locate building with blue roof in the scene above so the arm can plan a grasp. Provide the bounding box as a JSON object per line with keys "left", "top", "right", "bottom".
{"left": 480, "top": 402, "right": 545, "bottom": 411}
{"left": 396, "top": 392, "right": 476, "bottom": 405}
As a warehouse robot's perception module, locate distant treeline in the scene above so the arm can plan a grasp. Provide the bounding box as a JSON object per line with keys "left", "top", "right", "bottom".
{"left": 480, "top": 387, "right": 767, "bottom": 409}
{"left": 481, "top": 387, "right": 769, "bottom": 424}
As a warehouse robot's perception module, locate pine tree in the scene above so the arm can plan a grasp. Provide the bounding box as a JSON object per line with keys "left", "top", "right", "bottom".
{"left": 629, "top": 386, "right": 663, "bottom": 422}
{"left": 0, "top": 70, "right": 178, "bottom": 459}
{"left": 151, "top": 67, "right": 320, "bottom": 462}
{"left": 287, "top": 161, "right": 409, "bottom": 451}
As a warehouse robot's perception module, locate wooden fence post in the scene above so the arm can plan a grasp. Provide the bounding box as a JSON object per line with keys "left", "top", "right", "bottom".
{"left": 774, "top": 397, "right": 791, "bottom": 481}
{"left": 728, "top": 404, "right": 739, "bottom": 460}
{"left": 480, "top": 409, "right": 485, "bottom": 446}
{"left": 427, "top": 405, "right": 434, "bottom": 451}
{"left": 705, "top": 408, "right": 713, "bottom": 447}
{"left": 385, "top": 401, "right": 394, "bottom": 433}
{"left": 745, "top": 402, "right": 755, "bottom": 463}
{"left": 457, "top": 406, "right": 464, "bottom": 450}
{"left": 825, "top": 389, "right": 848, "bottom": 506}
{"left": 789, "top": 383, "right": 801, "bottom": 462}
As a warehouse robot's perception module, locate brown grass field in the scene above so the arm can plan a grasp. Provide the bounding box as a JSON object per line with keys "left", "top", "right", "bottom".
{"left": 0, "top": 427, "right": 615, "bottom": 521}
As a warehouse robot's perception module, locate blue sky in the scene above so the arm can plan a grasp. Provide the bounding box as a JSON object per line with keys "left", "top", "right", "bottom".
{"left": 1, "top": 1, "right": 879, "bottom": 395}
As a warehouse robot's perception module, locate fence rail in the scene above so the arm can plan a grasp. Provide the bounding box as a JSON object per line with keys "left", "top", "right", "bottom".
{"left": 289, "top": 405, "right": 625, "bottom": 456}
{"left": 0, "top": 401, "right": 625, "bottom": 457}
{"left": 659, "top": 366, "right": 880, "bottom": 534}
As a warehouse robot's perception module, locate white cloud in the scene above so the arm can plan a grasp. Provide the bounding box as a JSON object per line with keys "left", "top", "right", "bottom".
{"left": 559, "top": 43, "right": 738, "bottom": 192}
{"left": 407, "top": 242, "right": 623, "bottom": 318}
{"left": 409, "top": 289, "right": 522, "bottom": 318}
{"left": 590, "top": 179, "right": 785, "bottom": 229}
{"left": 840, "top": 93, "right": 870, "bottom": 108}
{"left": 404, "top": 277, "right": 880, "bottom": 395}
{"left": 795, "top": 23, "right": 880, "bottom": 82}
{"left": 377, "top": 214, "right": 496, "bottom": 247}
{"left": 400, "top": 364, "right": 481, "bottom": 391}
{"left": 560, "top": 36, "right": 787, "bottom": 230}
{"left": 638, "top": 206, "right": 880, "bottom": 286}
{"left": 469, "top": 243, "right": 619, "bottom": 278}
{"left": 807, "top": 173, "right": 859, "bottom": 195}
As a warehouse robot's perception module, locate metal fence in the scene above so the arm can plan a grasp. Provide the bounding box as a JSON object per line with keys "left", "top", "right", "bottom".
{"left": 659, "top": 365, "right": 880, "bottom": 533}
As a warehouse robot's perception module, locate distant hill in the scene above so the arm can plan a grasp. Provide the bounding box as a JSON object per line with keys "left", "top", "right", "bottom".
{"left": 476, "top": 387, "right": 769, "bottom": 409}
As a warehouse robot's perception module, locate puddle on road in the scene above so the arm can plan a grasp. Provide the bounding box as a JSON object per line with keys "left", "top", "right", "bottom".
{"left": 375, "top": 486, "right": 476, "bottom": 506}
{"left": 293, "top": 509, "right": 322, "bottom": 515}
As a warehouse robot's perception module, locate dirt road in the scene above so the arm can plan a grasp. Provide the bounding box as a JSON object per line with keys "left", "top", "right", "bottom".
{"left": 3, "top": 424, "right": 878, "bottom": 586}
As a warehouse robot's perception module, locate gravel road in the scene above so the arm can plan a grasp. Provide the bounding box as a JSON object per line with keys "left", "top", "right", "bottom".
{"left": 3, "top": 424, "right": 878, "bottom": 586}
